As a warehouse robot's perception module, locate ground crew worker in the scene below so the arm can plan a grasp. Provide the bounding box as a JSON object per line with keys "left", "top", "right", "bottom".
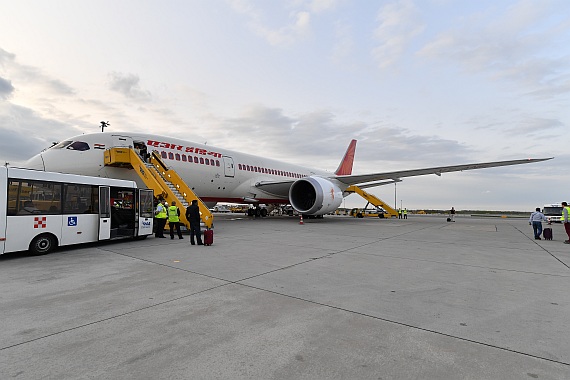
{"left": 168, "top": 201, "right": 183, "bottom": 239}
{"left": 155, "top": 198, "right": 168, "bottom": 238}
{"left": 562, "top": 201, "right": 570, "bottom": 244}
{"left": 398, "top": 208, "right": 402, "bottom": 219}
{"left": 403, "top": 208, "right": 408, "bottom": 219}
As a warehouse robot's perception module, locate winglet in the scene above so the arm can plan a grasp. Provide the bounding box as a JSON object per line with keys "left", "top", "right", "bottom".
{"left": 335, "top": 139, "right": 357, "bottom": 176}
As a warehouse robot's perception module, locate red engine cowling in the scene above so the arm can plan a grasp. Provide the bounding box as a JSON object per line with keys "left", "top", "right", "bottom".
{"left": 289, "top": 176, "right": 343, "bottom": 215}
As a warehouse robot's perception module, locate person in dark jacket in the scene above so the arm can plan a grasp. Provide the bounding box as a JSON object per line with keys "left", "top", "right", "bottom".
{"left": 185, "top": 200, "right": 203, "bottom": 245}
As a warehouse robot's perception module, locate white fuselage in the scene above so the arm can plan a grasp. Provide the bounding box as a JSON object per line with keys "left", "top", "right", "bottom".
{"left": 23, "top": 132, "right": 335, "bottom": 205}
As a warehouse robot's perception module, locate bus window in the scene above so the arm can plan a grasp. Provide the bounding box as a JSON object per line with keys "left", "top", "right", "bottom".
{"left": 63, "top": 184, "right": 97, "bottom": 214}
{"left": 9, "top": 179, "right": 62, "bottom": 215}
{"left": 7, "top": 180, "right": 20, "bottom": 216}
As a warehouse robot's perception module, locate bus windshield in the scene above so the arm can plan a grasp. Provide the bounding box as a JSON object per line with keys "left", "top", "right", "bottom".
{"left": 543, "top": 206, "right": 562, "bottom": 216}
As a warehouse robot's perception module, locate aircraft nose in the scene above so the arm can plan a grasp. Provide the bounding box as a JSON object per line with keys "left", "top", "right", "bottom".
{"left": 23, "top": 153, "right": 46, "bottom": 171}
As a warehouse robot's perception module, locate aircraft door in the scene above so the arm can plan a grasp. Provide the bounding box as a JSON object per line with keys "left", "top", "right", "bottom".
{"left": 138, "top": 189, "right": 154, "bottom": 236}
{"left": 223, "top": 156, "right": 235, "bottom": 178}
{"left": 98, "top": 186, "right": 111, "bottom": 240}
{"left": 111, "top": 135, "right": 134, "bottom": 148}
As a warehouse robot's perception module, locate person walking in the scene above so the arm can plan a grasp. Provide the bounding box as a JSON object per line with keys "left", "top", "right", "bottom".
{"left": 154, "top": 198, "right": 168, "bottom": 238}
{"left": 450, "top": 207, "right": 456, "bottom": 222}
{"left": 562, "top": 201, "right": 570, "bottom": 244}
{"left": 529, "top": 207, "right": 547, "bottom": 240}
{"left": 185, "top": 200, "right": 203, "bottom": 245}
{"left": 168, "top": 201, "right": 183, "bottom": 239}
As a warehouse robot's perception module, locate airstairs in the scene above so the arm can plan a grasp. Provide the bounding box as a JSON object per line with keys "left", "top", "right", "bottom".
{"left": 104, "top": 147, "right": 213, "bottom": 229}
{"left": 344, "top": 185, "right": 398, "bottom": 218}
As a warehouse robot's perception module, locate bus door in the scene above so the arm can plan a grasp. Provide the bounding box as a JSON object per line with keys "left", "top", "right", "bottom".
{"left": 223, "top": 156, "right": 235, "bottom": 177}
{"left": 0, "top": 167, "right": 6, "bottom": 253}
{"left": 98, "top": 186, "right": 111, "bottom": 240}
{"left": 111, "top": 135, "right": 134, "bottom": 148}
{"left": 138, "top": 189, "right": 154, "bottom": 236}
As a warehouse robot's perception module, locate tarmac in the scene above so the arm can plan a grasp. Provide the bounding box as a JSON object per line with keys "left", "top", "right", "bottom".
{"left": 1, "top": 214, "right": 569, "bottom": 380}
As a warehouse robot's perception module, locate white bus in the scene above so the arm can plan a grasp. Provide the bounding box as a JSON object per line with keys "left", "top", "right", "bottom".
{"left": 0, "top": 166, "right": 154, "bottom": 255}
{"left": 543, "top": 203, "right": 565, "bottom": 223}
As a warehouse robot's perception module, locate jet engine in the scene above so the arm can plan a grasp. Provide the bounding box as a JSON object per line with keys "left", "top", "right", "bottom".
{"left": 289, "top": 176, "right": 344, "bottom": 215}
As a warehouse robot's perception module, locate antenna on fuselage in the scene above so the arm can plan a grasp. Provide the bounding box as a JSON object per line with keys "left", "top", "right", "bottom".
{"left": 100, "top": 121, "right": 110, "bottom": 132}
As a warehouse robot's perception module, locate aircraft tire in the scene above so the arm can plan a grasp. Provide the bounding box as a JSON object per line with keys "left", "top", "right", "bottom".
{"left": 357, "top": 213, "right": 363, "bottom": 218}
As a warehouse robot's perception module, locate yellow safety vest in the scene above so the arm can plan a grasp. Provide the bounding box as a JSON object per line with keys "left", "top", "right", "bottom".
{"left": 562, "top": 206, "right": 570, "bottom": 223}
{"left": 156, "top": 203, "right": 167, "bottom": 219}
{"left": 168, "top": 206, "right": 180, "bottom": 223}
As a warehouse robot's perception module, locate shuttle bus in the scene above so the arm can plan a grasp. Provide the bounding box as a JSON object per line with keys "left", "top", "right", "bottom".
{"left": 543, "top": 203, "right": 565, "bottom": 223}
{"left": 0, "top": 166, "right": 154, "bottom": 255}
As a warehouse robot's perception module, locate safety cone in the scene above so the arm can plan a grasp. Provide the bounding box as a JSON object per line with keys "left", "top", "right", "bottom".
{"left": 299, "top": 215, "right": 304, "bottom": 225}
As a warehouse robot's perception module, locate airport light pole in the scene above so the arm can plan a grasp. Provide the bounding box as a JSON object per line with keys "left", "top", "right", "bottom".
{"left": 394, "top": 182, "right": 397, "bottom": 210}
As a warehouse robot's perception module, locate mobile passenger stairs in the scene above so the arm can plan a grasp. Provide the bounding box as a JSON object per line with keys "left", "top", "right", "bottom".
{"left": 103, "top": 147, "right": 213, "bottom": 229}
{"left": 344, "top": 185, "right": 398, "bottom": 218}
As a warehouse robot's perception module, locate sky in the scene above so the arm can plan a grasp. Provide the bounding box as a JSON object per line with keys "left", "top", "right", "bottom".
{"left": 0, "top": 0, "right": 568, "bottom": 211}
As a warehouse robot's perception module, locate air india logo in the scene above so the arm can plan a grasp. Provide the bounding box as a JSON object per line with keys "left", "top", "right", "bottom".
{"left": 330, "top": 188, "right": 335, "bottom": 200}
{"left": 34, "top": 217, "right": 47, "bottom": 229}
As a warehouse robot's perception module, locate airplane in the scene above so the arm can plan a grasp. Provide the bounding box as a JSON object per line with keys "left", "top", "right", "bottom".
{"left": 22, "top": 132, "right": 552, "bottom": 216}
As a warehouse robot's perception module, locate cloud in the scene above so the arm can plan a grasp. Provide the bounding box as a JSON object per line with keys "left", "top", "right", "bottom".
{"left": 108, "top": 72, "right": 152, "bottom": 101}
{"left": 416, "top": 1, "right": 570, "bottom": 98}
{"left": 372, "top": 0, "right": 424, "bottom": 69}
{"left": 0, "top": 76, "right": 14, "bottom": 99}
{"left": 214, "top": 104, "right": 476, "bottom": 172}
{"left": 0, "top": 103, "right": 82, "bottom": 162}
{"left": 229, "top": 1, "right": 321, "bottom": 46}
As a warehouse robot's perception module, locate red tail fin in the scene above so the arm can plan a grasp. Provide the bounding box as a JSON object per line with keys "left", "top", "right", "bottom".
{"left": 335, "top": 139, "right": 357, "bottom": 176}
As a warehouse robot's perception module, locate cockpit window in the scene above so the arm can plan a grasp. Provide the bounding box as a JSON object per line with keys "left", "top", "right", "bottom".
{"left": 67, "top": 141, "right": 90, "bottom": 151}
{"left": 51, "top": 141, "right": 73, "bottom": 149}
{"left": 51, "top": 141, "right": 90, "bottom": 151}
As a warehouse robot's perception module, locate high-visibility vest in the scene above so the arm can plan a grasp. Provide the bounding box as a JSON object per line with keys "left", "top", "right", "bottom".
{"left": 156, "top": 203, "right": 167, "bottom": 219}
{"left": 562, "top": 206, "right": 570, "bottom": 223}
{"left": 168, "top": 206, "right": 180, "bottom": 223}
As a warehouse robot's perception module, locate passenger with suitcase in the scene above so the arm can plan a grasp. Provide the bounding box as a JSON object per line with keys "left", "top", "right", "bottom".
{"left": 185, "top": 200, "right": 203, "bottom": 246}
{"left": 529, "top": 207, "right": 547, "bottom": 240}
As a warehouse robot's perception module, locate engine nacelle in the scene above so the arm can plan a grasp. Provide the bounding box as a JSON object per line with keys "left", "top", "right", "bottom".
{"left": 289, "top": 176, "right": 343, "bottom": 215}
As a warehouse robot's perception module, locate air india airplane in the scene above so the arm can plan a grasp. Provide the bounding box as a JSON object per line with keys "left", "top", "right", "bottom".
{"left": 22, "top": 132, "right": 551, "bottom": 216}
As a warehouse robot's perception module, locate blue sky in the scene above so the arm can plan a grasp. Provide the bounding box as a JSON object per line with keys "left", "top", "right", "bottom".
{"left": 0, "top": 0, "right": 568, "bottom": 211}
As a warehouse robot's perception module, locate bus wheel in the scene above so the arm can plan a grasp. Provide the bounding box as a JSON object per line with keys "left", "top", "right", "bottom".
{"left": 29, "top": 234, "right": 57, "bottom": 255}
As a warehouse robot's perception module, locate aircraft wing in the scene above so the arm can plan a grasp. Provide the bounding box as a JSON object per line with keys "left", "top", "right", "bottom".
{"left": 333, "top": 157, "right": 553, "bottom": 186}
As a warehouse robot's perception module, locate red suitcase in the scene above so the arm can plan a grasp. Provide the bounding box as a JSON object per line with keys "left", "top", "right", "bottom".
{"left": 203, "top": 229, "right": 214, "bottom": 246}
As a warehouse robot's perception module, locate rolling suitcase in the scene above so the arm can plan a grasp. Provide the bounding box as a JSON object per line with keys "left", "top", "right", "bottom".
{"left": 543, "top": 228, "right": 553, "bottom": 240}
{"left": 203, "top": 229, "right": 214, "bottom": 246}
